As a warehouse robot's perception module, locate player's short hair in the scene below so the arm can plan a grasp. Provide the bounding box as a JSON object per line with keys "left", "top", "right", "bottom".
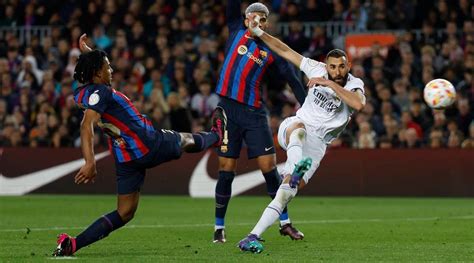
{"left": 73, "top": 50, "right": 108, "bottom": 83}
{"left": 245, "top": 2, "right": 269, "bottom": 17}
{"left": 326, "top": 49, "right": 348, "bottom": 61}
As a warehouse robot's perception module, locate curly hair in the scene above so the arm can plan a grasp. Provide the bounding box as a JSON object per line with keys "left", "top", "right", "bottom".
{"left": 73, "top": 50, "right": 108, "bottom": 83}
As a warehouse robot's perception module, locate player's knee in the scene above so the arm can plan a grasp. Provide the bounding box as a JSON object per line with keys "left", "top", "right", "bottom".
{"left": 292, "top": 127, "right": 307, "bottom": 141}
{"left": 257, "top": 155, "right": 276, "bottom": 173}
{"left": 286, "top": 124, "right": 306, "bottom": 146}
{"left": 218, "top": 158, "right": 237, "bottom": 171}
{"left": 117, "top": 206, "right": 137, "bottom": 223}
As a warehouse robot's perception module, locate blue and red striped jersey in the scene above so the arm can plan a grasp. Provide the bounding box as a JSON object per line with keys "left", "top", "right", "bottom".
{"left": 216, "top": 29, "right": 275, "bottom": 108}
{"left": 215, "top": 0, "right": 307, "bottom": 108}
{"left": 74, "top": 84, "right": 156, "bottom": 163}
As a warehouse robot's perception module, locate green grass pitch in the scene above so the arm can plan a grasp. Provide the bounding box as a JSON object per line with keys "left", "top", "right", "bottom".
{"left": 1, "top": 195, "right": 473, "bottom": 262}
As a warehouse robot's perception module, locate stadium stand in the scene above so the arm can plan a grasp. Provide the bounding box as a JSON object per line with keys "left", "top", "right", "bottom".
{"left": 0, "top": 0, "right": 473, "bottom": 149}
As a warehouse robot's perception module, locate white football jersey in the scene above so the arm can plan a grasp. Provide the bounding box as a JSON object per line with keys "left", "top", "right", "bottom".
{"left": 296, "top": 57, "right": 364, "bottom": 144}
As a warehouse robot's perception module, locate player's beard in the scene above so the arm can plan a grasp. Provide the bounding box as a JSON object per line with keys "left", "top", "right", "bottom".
{"left": 328, "top": 73, "right": 349, "bottom": 86}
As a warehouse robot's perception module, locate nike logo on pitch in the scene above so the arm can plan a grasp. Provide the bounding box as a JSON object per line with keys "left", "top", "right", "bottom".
{"left": 0, "top": 151, "right": 110, "bottom": 195}
{"left": 265, "top": 146, "right": 274, "bottom": 151}
{"left": 188, "top": 151, "right": 285, "bottom": 197}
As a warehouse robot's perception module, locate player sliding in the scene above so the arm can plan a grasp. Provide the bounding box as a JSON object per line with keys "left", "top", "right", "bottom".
{"left": 238, "top": 15, "right": 366, "bottom": 253}
{"left": 52, "top": 34, "right": 227, "bottom": 257}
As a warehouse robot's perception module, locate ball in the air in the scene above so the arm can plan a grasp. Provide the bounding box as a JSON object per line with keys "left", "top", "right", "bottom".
{"left": 423, "top": 78, "right": 456, "bottom": 109}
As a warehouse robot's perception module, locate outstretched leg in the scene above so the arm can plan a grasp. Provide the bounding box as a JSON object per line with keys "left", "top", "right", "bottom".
{"left": 256, "top": 155, "right": 291, "bottom": 226}
{"left": 239, "top": 158, "right": 312, "bottom": 253}
{"left": 53, "top": 192, "right": 139, "bottom": 256}
{"left": 180, "top": 106, "right": 227, "bottom": 153}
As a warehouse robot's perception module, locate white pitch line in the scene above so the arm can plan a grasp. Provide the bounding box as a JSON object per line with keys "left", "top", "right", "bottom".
{"left": 48, "top": 257, "right": 77, "bottom": 260}
{"left": 1, "top": 215, "right": 473, "bottom": 233}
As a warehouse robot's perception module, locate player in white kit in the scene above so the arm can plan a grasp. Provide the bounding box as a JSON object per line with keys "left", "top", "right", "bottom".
{"left": 238, "top": 15, "right": 366, "bottom": 253}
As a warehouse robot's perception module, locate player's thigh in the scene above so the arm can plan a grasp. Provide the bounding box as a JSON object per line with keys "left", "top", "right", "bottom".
{"left": 216, "top": 101, "right": 243, "bottom": 159}
{"left": 277, "top": 116, "right": 301, "bottom": 150}
{"left": 116, "top": 161, "right": 146, "bottom": 196}
{"left": 143, "top": 129, "right": 183, "bottom": 167}
{"left": 256, "top": 153, "right": 277, "bottom": 173}
{"left": 244, "top": 113, "right": 275, "bottom": 159}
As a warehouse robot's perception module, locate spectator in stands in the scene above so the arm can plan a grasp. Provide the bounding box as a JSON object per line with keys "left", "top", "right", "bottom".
{"left": 456, "top": 98, "right": 473, "bottom": 135}
{"left": 300, "top": 0, "right": 330, "bottom": 22}
{"left": 0, "top": 0, "right": 473, "bottom": 149}
{"left": 357, "top": 121, "right": 377, "bottom": 149}
{"left": 387, "top": 0, "right": 414, "bottom": 30}
{"left": 284, "top": 20, "right": 310, "bottom": 54}
{"left": 401, "top": 127, "right": 422, "bottom": 148}
{"left": 167, "top": 92, "right": 192, "bottom": 133}
{"left": 368, "top": 0, "right": 389, "bottom": 30}
{"left": 461, "top": 122, "right": 474, "bottom": 148}
{"left": 304, "top": 26, "right": 333, "bottom": 61}
{"left": 191, "top": 80, "right": 219, "bottom": 119}
{"left": 343, "top": 0, "right": 368, "bottom": 31}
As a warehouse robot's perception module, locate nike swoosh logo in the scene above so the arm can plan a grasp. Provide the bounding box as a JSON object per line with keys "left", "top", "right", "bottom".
{"left": 0, "top": 151, "right": 110, "bottom": 196}
{"left": 189, "top": 151, "right": 285, "bottom": 197}
{"left": 265, "top": 146, "right": 274, "bottom": 151}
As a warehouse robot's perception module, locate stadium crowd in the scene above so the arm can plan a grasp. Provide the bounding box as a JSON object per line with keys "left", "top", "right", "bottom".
{"left": 0, "top": 0, "right": 473, "bottom": 149}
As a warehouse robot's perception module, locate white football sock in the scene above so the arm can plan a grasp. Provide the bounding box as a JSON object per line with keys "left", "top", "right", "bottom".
{"left": 280, "top": 218, "right": 291, "bottom": 226}
{"left": 251, "top": 184, "right": 297, "bottom": 237}
{"left": 214, "top": 225, "right": 225, "bottom": 231}
{"left": 285, "top": 128, "right": 306, "bottom": 174}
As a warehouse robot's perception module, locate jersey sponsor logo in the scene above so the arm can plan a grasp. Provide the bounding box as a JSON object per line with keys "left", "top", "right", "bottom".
{"left": 313, "top": 88, "right": 341, "bottom": 113}
{"left": 0, "top": 151, "right": 110, "bottom": 195}
{"left": 188, "top": 152, "right": 285, "bottom": 197}
{"left": 236, "top": 44, "right": 264, "bottom": 67}
{"left": 89, "top": 91, "right": 100, "bottom": 105}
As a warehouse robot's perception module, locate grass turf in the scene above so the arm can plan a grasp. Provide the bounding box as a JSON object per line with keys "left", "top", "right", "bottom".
{"left": 0, "top": 195, "right": 473, "bottom": 262}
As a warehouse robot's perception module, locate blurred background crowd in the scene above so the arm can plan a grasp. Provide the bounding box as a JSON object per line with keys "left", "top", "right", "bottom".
{"left": 0, "top": 0, "right": 473, "bottom": 149}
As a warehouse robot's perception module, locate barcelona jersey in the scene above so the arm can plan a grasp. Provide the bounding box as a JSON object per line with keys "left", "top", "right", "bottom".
{"left": 73, "top": 84, "right": 156, "bottom": 163}
{"left": 215, "top": 0, "right": 307, "bottom": 108}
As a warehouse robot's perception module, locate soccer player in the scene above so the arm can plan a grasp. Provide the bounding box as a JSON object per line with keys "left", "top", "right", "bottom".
{"left": 52, "top": 34, "right": 227, "bottom": 257}
{"left": 238, "top": 15, "right": 366, "bottom": 253}
{"left": 212, "top": 1, "right": 308, "bottom": 243}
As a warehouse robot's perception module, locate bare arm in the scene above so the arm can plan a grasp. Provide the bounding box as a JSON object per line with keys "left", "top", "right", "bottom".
{"left": 74, "top": 109, "right": 101, "bottom": 184}
{"left": 79, "top": 33, "right": 93, "bottom": 53}
{"left": 249, "top": 14, "right": 303, "bottom": 67}
{"left": 259, "top": 33, "right": 304, "bottom": 68}
{"left": 308, "top": 77, "right": 366, "bottom": 111}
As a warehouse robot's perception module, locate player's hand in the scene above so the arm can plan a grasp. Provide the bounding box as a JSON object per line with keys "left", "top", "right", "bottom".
{"left": 247, "top": 14, "right": 264, "bottom": 37}
{"left": 79, "top": 33, "right": 93, "bottom": 53}
{"left": 307, "top": 77, "right": 333, "bottom": 88}
{"left": 74, "top": 162, "right": 97, "bottom": 184}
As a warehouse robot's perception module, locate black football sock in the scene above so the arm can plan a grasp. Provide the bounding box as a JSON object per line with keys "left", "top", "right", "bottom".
{"left": 215, "top": 171, "right": 235, "bottom": 228}
{"left": 75, "top": 210, "right": 125, "bottom": 251}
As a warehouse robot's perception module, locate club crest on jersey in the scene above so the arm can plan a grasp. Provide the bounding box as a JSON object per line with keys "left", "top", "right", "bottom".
{"left": 237, "top": 45, "right": 264, "bottom": 67}
{"left": 260, "top": 50, "right": 268, "bottom": 58}
{"left": 89, "top": 90, "right": 100, "bottom": 105}
{"left": 237, "top": 45, "right": 248, "bottom": 55}
{"left": 220, "top": 145, "right": 228, "bottom": 153}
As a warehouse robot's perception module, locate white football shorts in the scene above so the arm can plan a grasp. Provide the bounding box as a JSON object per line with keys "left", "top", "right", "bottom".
{"left": 277, "top": 116, "right": 327, "bottom": 184}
